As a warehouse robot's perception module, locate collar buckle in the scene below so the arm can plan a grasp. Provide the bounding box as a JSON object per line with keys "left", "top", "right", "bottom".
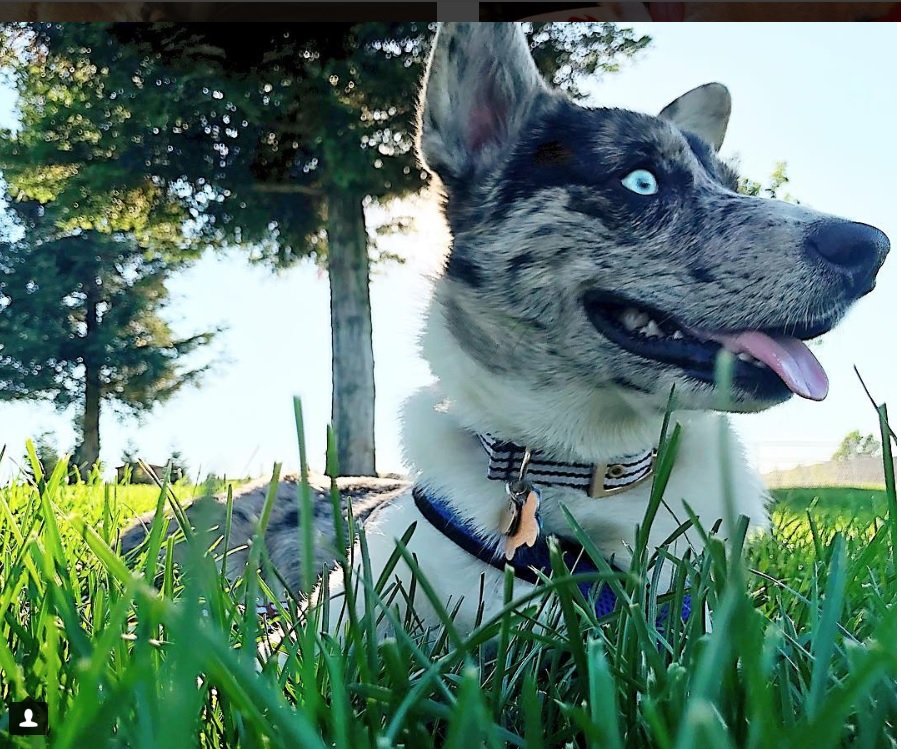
{"left": 589, "top": 450, "right": 657, "bottom": 498}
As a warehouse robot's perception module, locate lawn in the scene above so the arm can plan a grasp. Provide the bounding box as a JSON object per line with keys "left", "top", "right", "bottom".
{"left": 0, "top": 412, "right": 895, "bottom": 748}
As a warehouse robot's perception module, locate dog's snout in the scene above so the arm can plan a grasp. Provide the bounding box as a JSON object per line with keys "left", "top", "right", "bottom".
{"left": 804, "top": 220, "right": 890, "bottom": 296}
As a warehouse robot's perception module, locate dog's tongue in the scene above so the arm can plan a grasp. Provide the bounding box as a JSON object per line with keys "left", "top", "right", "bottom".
{"left": 645, "top": 2, "right": 686, "bottom": 21}
{"left": 707, "top": 331, "right": 829, "bottom": 401}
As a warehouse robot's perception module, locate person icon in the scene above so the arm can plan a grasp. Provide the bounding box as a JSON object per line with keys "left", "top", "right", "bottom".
{"left": 10, "top": 699, "right": 48, "bottom": 735}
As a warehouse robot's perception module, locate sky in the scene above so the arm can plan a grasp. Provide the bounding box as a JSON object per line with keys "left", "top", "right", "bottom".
{"left": 0, "top": 23, "right": 897, "bottom": 481}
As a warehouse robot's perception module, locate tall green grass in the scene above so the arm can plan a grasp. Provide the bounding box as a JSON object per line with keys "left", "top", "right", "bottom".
{"left": 0, "top": 398, "right": 895, "bottom": 748}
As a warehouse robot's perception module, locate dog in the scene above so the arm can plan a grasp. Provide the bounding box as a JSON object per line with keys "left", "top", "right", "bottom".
{"left": 122, "top": 22, "right": 889, "bottom": 637}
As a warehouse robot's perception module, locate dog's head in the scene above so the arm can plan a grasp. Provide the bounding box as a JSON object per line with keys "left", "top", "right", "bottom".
{"left": 417, "top": 23, "right": 889, "bottom": 417}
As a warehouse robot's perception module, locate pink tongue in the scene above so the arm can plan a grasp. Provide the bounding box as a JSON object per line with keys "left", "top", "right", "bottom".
{"left": 706, "top": 331, "right": 829, "bottom": 401}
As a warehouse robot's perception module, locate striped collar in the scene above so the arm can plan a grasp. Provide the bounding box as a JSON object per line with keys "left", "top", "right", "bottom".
{"left": 477, "top": 433, "right": 656, "bottom": 498}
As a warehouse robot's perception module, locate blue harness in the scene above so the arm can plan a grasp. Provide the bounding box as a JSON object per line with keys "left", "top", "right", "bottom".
{"left": 412, "top": 485, "right": 691, "bottom": 625}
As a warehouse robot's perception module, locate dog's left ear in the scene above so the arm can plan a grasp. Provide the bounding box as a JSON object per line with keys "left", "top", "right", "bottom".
{"left": 418, "top": 23, "right": 551, "bottom": 183}
{"left": 659, "top": 83, "right": 731, "bottom": 151}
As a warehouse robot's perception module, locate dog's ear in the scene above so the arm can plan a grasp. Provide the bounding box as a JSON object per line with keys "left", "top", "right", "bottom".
{"left": 418, "top": 23, "right": 550, "bottom": 181}
{"left": 659, "top": 83, "right": 731, "bottom": 151}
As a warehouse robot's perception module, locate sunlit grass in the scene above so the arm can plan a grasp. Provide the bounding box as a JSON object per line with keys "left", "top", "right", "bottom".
{"left": 0, "top": 399, "right": 895, "bottom": 748}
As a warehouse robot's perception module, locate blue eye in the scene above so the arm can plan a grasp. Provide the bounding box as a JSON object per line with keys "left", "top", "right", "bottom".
{"left": 621, "top": 169, "right": 659, "bottom": 196}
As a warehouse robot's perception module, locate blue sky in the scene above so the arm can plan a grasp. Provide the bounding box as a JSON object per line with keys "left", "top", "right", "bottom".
{"left": 0, "top": 23, "right": 896, "bottom": 480}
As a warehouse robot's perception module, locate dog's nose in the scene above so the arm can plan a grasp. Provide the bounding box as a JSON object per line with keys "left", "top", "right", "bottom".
{"left": 804, "top": 220, "right": 890, "bottom": 296}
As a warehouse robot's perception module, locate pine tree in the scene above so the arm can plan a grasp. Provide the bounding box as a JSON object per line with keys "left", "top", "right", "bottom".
{"left": 0, "top": 199, "right": 215, "bottom": 474}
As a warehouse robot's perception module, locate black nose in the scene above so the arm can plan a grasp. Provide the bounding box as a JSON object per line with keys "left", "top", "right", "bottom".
{"left": 804, "top": 220, "right": 890, "bottom": 296}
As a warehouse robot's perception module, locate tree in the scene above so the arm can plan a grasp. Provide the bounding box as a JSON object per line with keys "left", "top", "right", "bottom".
{"left": 0, "top": 22, "right": 650, "bottom": 475}
{"left": 0, "top": 198, "right": 216, "bottom": 475}
{"left": 737, "top": 160, "right": 797, "bottom": 202}
{"left": 120, "top": 440, "right": 139, "bottom": 466}
{"left": 21, "top": 429, "right": 62, "bottom": 481}
{"left": 166, "top": 448, "right": 188, "bottom": 482}
{"left": 832, "top": 430, "right": 882, "bottom": 461}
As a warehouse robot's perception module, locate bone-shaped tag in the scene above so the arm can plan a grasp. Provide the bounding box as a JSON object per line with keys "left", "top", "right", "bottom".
{"left": 504, "top": 488, "right": 541, "bottom": 560}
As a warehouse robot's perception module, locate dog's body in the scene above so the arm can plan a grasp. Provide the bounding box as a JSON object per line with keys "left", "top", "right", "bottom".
{"left": 123, "top": 23, "right": 888, "bottom": 637}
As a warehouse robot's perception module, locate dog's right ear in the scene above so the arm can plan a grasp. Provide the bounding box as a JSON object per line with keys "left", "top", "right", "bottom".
{"left": 659, "top": 83, "right": 731, "bottom": 151}
{"left": 418, "top": 23, "right": 550, "bottom": 182}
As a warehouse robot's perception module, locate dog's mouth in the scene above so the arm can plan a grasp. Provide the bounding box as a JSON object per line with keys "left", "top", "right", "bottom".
{"left": 583, "top": 291, "right": 835, "bottom": 401}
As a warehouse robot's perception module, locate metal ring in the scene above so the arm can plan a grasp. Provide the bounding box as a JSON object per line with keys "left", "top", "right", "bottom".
{"left": 517, "top": 448, "right": 532, "bottom": 482}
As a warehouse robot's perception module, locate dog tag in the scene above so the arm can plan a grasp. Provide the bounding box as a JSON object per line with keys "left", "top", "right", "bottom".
{"left": 498, "top": 499, "right": 518, "bottom": 535}
{"left": 500, "top": 477, "right": 530, "bottom": 537}
{"left": 504, "top": 488, "right": 541, "bottom": 560}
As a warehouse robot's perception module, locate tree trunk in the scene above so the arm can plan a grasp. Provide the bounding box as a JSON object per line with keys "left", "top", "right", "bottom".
{"left": 75, "top": 277, "right": 101, "bottom": 476}
{"left": 79, "top": 359, "right": 101, "bottom": 476}
{"left": 326, "top": 186, "right": 376, "bottom": 476}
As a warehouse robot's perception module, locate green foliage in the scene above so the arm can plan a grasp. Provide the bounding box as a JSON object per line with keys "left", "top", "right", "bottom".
{"left": 738, "top": 160, "right": 798, "bottom": 203}
{"left": 832, "top": 430, "right": 883, "bottom": 461}
{"left": 0, "top": 401, "right": 895, "bottom": 748}
{"left": 0, "top": 22, "right": 650, "bottom": 268}
{"left": 166, "top": 449, "right": 189, "bottom": 483}
{"left": 773, "top": 486, "right": 888, "bottom": 518}
{"left": 0, "top": 198, "right": 216, "bottom": 459}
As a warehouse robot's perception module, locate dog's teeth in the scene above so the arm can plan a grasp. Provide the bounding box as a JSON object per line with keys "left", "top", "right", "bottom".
{"left": 671, "top": 330, "right": 684, "bottom": 340}
{"left": 737, "top": 352, "right": 766, "bottom": 368}
{"left": 621, "top": 309, "right": 649, "bottom": 331}
{"left": 643, "top": 320, "right": 663, "bottom": 337}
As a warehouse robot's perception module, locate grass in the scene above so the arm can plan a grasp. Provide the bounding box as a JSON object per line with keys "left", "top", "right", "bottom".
{"left": 15, "top": 478, "right": 242, "bottom": 524}
{"left": 0, "top": 401, "right": 896, "bottom": 748}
